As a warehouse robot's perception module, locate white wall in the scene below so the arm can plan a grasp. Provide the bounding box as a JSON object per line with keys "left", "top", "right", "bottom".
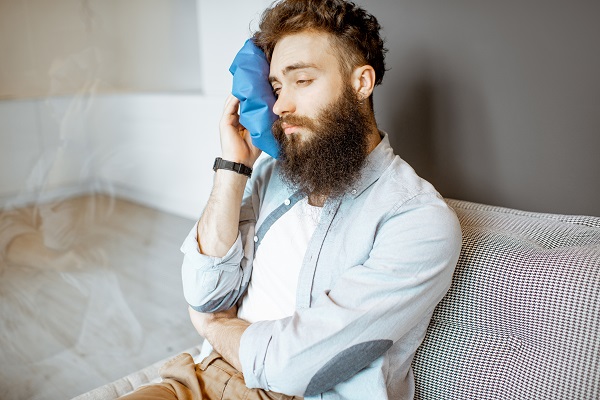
{"left": 0, "top": 0, "right": 271, "bottom": 219}
{"left": 197, "top": 0, "right": 270, "bottom": 96}
{"left": 0, "top": 93, "right": 219, "bottom": 219}
{"left": 0, "top": 0, "right": 203, "bottom": 99}
{"left": 89, "top": 93, "right": 223, "bottom": 218}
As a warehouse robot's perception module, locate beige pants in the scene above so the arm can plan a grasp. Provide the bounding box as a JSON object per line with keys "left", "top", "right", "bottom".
{"left": 119, "top": 351, "right": 302, "bottom": 400}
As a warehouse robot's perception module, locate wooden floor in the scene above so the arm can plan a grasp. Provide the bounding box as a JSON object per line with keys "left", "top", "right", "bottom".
{"left": 0, "top": 195, "right": 202, "bottom": 399}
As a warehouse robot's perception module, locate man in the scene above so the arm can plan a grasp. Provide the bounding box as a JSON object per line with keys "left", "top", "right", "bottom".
{"left": 122, "top": 0, "right": 461, "bottom": 399}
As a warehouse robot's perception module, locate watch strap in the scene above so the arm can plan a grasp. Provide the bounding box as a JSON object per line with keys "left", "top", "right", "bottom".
{"left": 212, "top": 157, "right": 252, "bottom": 177}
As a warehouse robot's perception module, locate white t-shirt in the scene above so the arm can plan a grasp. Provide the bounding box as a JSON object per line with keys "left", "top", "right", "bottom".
{"left": 238, "top": 197, "right": 322, "bottom": 323}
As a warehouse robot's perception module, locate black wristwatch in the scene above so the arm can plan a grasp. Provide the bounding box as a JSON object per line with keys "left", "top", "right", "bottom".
{"left": 212, "top": 157, "right": 252, "bottom": 178}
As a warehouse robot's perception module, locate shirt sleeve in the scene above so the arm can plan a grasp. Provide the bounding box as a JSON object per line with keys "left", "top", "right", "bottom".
{"left": 180, "top": 175, "right": 258, "bottom": 313}
{"left": 239, "top": 194, "right": 462, "bottom": 397}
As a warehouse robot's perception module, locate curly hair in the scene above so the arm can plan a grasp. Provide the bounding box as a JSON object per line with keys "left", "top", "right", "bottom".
{"left": 253, "top": 0, "right": 387, "bottom": 86}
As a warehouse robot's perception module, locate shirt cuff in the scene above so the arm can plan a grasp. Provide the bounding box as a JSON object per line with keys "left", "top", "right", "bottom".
{"left": 239, "top": 319, "right": 276, "bottom": 390}
{"left": 180, "top": 222, "right": 243, "bottom": 270}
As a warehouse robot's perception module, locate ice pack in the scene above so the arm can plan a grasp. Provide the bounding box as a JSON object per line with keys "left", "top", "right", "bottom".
{"left": 229, "top": 39, "right": 279, "bottom": 159}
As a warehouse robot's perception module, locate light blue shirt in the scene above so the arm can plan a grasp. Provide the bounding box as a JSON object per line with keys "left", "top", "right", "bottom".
{"left": 181, "top": 133, "right": 462, "bottom": 399}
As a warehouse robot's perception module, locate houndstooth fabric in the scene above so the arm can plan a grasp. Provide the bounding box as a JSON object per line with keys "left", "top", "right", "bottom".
{"left": 412, "top": 199, "right": 600, "bottom": 400}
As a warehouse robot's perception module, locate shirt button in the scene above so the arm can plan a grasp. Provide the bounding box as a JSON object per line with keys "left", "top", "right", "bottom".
{"left": 351, "top": 189, "right": 357, "bottom": 195}
{"left": 253, "top": 236, "right": 258, "bottom": 243}
{"left": 284, "top": 199, "right": 291, "bottom": 206}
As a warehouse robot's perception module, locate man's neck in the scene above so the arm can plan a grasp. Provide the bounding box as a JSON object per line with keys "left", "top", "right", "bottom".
{"left": 366, "top": 125, "right": 382, "bottom": 154}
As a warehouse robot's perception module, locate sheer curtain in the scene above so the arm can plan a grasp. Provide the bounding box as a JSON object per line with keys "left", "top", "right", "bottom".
{"left": 0, "top": 1, "right": 206, "bottom": 398}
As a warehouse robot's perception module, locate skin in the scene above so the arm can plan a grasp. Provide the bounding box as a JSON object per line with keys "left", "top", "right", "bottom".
{"left": 270, "top": 32, "right": 380, "bottom": 147}
{"left": 269, "top": 32, "right": 346, "bottom": 135}
{"left": 190, "top": 30, "right": 380, "bottom": 373}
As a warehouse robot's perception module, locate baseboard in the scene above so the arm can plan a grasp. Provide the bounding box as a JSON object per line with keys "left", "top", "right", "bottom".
{"left": 0, "top": 182, "right": 200, "bottom": 221}
{"left": 0, "top": 182, "right": 97, "bottom": 211}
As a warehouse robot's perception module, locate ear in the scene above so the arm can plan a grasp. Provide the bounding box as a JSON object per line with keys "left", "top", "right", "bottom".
{"left": 350, "top": 65, "right": 376, "bottom": 100}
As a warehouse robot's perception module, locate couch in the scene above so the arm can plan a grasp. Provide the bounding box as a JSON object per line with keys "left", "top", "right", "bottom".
{"left": 75, "top": 199, "right": 600, "bottom": 399}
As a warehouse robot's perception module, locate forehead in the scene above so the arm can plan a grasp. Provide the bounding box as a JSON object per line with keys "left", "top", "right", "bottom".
{"left": 269, "top": 31, "right": 342, "bottom": 78}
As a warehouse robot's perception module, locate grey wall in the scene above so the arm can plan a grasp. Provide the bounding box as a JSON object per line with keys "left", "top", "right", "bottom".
{"left": 357, "top": 0, "right": 599, "bottom": 216}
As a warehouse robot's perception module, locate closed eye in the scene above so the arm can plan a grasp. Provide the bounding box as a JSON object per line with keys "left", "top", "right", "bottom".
{"left": 271, "top": 79, "right": 313, "bottom": 98}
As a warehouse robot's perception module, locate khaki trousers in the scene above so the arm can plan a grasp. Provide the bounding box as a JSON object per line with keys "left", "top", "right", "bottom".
{"left": 118, "top": 351, "right": 301, "bottom": 400}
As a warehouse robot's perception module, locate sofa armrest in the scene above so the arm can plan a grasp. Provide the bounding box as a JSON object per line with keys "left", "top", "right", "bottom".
{"left": 72, "top": 345, "right": 203, "bottom": 400}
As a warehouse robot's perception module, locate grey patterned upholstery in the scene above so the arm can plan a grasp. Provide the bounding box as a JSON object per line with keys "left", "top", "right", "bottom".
{"left": 412, "top": 199, "right": 600, "bottom": 399}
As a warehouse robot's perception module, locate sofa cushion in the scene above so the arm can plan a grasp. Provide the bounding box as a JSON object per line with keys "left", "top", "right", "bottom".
{"left": 413, "top": 199, "right": 600, "bottom": 399}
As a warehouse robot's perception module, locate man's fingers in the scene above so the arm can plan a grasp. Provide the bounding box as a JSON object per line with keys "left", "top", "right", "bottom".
{"left": 221, "top": 94, "right": 242, "bottom": 130}
{"left": 218, "top": 94, "right": 261, "bottom": 165}
{"left": 223, "top": 94, "right": 240, "bottom": 115}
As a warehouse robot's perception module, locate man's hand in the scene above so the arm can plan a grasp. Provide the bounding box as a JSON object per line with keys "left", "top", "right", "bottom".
{"left": 220, "top": 94, "right": 262, "bottom": 167}
{"left": 188, "top": 306, "right": 249, "bottom": 371}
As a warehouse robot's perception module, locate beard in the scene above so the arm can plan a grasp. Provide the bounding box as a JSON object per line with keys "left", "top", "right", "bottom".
{"left": 272, "top": 85, "right": 373, "bottom": 200}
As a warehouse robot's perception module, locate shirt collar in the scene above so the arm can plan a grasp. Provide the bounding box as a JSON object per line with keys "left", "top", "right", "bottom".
{"left": 347, "top": 131, "right": 396, "bottom": 199}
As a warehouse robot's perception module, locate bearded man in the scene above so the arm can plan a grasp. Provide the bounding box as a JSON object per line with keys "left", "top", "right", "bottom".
{"left": 121, "top": 1, "right": 461, "bottom": 399}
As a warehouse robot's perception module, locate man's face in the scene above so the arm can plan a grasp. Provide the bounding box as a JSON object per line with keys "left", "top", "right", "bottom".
{"left": 268, "top": 31, "right": 346, "bottom": 140}
{"left": 268, "top": 31, "right": 373, "bottom": 199}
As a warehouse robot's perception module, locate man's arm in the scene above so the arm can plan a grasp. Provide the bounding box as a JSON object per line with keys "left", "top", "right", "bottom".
{"left": 181, "top": 94, "right": 261, "bottom": 336}
{"left": 181, "top": 94, "right": 262, "bottom": 311}
{"left": 188, "top": 306, "right": 249, "bottom": 371}
{"left": 183, "top": 94, "right": 261, "bottom": 366}
{"left": 197, "top": 94, "right": 262, "bottom": 257}
{"left": 197, "top": 170, "right": 247, "bottom": 257}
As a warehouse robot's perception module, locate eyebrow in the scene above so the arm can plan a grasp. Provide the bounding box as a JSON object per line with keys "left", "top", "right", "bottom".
{"left": 269, "top": 62, "right": 319, "bottom": 84}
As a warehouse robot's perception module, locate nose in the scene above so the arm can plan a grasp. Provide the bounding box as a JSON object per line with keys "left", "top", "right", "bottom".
{"left": 272, "top": 88, "right": 295, "bottom": 117}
